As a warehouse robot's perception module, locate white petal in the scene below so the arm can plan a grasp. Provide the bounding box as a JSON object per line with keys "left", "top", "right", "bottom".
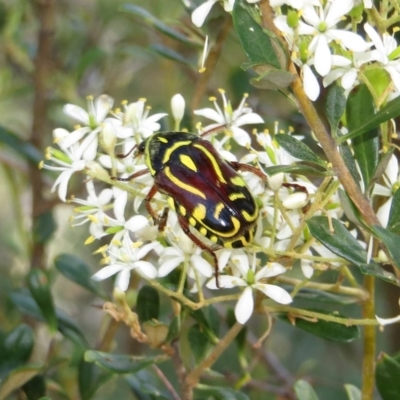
{"left": 364, "top": 23, "right": 384, "bottom": 53}
{"left": 255, "top": 283, "right": 293, "bottom": 304}
{"left": 94, "top": 95, "right": 114, "bottom": 123}
{"left": 376, "top": 197, "right": 393, "bottom": 227}
{"left": 125, "top": 215, "right": 149, "bottom": 232}
{"left": 234, "top": 112, "right": 264, "bottom": 126}
{"left": 376, "top": 314, "right": 400, "bottom": 326}
{"left": 206, "top": 275, "right": 246, "bottom": 289}
{"left": 113, "top": 190, "right": 128, "bottom": 221}
{"left": 341, "top": 69, "right": 358, "bottom": 90}
{"left": 385, "top": 154, "right": 399, "bottom": 186}
{"left": 301, "top": 5, "right": 321, "bottom": 27}
{"left": 302, "top": 64, "right": 320, "bottom": 100}
{"left": 325, "top": 0, "right": 354, "bottom": 27}
{"left": 64, "top": 104, "right": 90, "bottom": 125}
{"left": 115, "top": 269, "right": 131, "bottom": 291}
{"left": 235, "top": 287, "right": 254, "bottom": 324}
{"left": 314, "top": 35, "right": 332, "bottom": 76}
{"left": 191, "top": 255, "right": 213, "bottom": 277}
{"left": 282, "top": 192, "right": 308, "bottom": 209}
{"left": 194, "top": 108, "right": 224, "bottom": 123}
{"left": 301, "top": 260, "right": 314, "bottom": 279}
{"left": 158, "top": 256, "right": 184, "bottom": 277}
{"left": 54, "top": 170, "right": 74, "bottom": 202}
{"left": 256, "top": 262, "right": 286, "bottom": 279}
{"left": 135, "top": 261, "right": 157, "bottom": 278}
{"left": 231, "top": 126, "right": 251, "bottom": 147}
{"left": 386, "top": 66, "right": 400, "bottom": 93}
{"left": 268, "top": 172, "right": 284, "bottom": 192}
{"left": 191, "top": 0, "right": 218, "bottom": 27}
{"left": 92, "top": 264, "right": 124, "bottom": 281}
{"left": 328, "top": 30, "right": 369, "bottom": 52}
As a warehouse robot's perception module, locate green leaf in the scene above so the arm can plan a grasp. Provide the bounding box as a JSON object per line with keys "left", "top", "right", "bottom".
{"left": 190, "top": 306, "right": 219, "bottom": 344}
{"left": 232, "top": 0, "right": 281, "bottom": 68}
{"left": 150, "top": 44, "right": 193, "bottom": 66}
{"left": 78, "top": 356, "right": 112, "bottom": 400}
{"left": 249, "top": 65, "right": 294, "bottom": 90}
{"left": 10, "top": 289, "right": 89, "bottom": 347}
{"left": 363, "top": 67, "right": 392, "bottom": 102}
{"left": 376, "top": 353, "right": 400, "bottom": 400}
{"left": 121, "top": 5, "right": 199, "bottom": 47}
{"left": 262, "top": 164, "right": 329, "bottom": 177}
{"left": 278, "top": 309, "right": 360, "bottom": 342}
{"left": 338, "top": 135, "right": 362, "bottom": 189}
{"left": 337, "top": 189, "right": 363, "bottom": 227}
{"left": 195, "top": 384, "right": 250, "bottom": 400}
{"left": 0, "top": 364, "right": 43, "bottom": 400}
{"left": 274, "top": 134, "right": 325, "bottom": 166}
{"left": 84, "top": 351, "right": 158, "bottom": 374}
{"left": 307, "top": 216, "right": 368, "bottom": 265}
{"left": 0, "top": 125, "right": 42, "bottom": 164}
{"left": 293, "top": 379, "right": 319, "bottom": 400}
{"left": 22, "top": 374, "right": 46, "bottom": 400}
{"left": 137, "top": 286, "right": 160, "bottom": 323}
{"left": 27, "top": 268, "right": 58, "bottom": 333}
{"left": 294, "top": 287, "right": 361, "bottom": 305}
{"left": 358, "top": 263, "right": 400, "bottom": 286}
{"left": 54, "top": 254, "right": 107, "bottom": 299}
{"left": 344, "top": 384, "right": 361, "bottom": 400}
{"left": 165, "top": 316, "right": 180, "bottom": 344}
{"left": 388, "top": 189, "right": 400, "bottom": 234}
{"left": 188, "top": 324, "right": 210, "bottom": 363}
{"left": 346, "top": 84, "right": 379, "bottom": 191}
{"left": 337, "top": 94, "right": 400, "bottom": 143}
{"left": 371, "top": 226, "right": 400, "bottom": 269}
{"left": 125, "top": 372, "right": 170, "bottom": 400}
{"left": 32, "top": 211, "right": 57, "bottom": 245}
{"left": 325, "top": 85, "right": 346, "bottom": 135}
{"left": 0, "top": 324, "right": 35, "bottom": 379}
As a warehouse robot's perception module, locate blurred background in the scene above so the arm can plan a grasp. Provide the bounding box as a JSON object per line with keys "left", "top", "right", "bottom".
{"left": 0, "top": 0, "right": 399, "bottom": 399}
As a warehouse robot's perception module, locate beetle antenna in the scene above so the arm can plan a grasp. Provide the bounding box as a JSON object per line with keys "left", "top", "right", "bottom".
{"left": 116, "top": 144, "right": 137, "bottom": 159}
{"left": 200, "top": 124, "right": 227, "bottom": 138}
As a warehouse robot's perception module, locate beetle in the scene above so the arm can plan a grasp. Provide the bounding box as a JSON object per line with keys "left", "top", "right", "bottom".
{"left": 117, "top": 130, "right": 292, "bottom": 287}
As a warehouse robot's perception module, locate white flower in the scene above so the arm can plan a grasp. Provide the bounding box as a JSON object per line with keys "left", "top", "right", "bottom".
{"left": 92, "top": 236, "right": 158, "bottom": 291}
{"left": 364, "top": 23, "right": 400, "bottom": 92}
{"left": 194, "top": 90, "right": 264, "bottom": 147}
{"left": 297, "top": 0, "right": 369, "bottom": 76}
{"left": 270, "top": 0, "right": 321, "bottom": 9}
{"left": 121, "top": 99, "right": 167, "bottom": 139}
{"left": 171, "top": 94, "right": 185, "bottom": 126}
{"left": 41, "top": 141, "right": 87, "bottom": 202}
{"left": 373, "top": 154, "right": 399, "bottom": 226}
{"left": 191, "top": 0, "right": 236, "bottom": 27}
{"left": 207, "top": 259, "right": 292, "bottom": 324}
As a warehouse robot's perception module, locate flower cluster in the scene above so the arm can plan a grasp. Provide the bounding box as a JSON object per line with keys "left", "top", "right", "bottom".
{"left": 192, "top": 0, "right": 400, "bottom": 101}
{"left": 42, "top": 91, "right": 348, "bottom": 324}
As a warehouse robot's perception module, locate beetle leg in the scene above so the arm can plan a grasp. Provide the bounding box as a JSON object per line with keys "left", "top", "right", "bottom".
{"left": 176, "top": 213, "right": 221, "bottom": 289}
{"left": 158, "top": 207, "right": 169, "bottom": 232}
{"left": 231, "top": 162, "right": 309, "bottom": 197}
{"left": 144, "top": 184, "right": 163, "bottom": 225}
{"left": 113, "top": 168, "right": 150, "bottom": 182}
{"left": 230, "top": 161, "right": 268, "bottom": 182}
{"left": 116, "top": 144, "right": 137, "bottom": 159}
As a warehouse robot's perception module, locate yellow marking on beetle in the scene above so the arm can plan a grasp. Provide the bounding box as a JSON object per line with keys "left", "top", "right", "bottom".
{"left": 189, "top": 217, "right": 197, "bottom": 227}
{"left": 193, "top": 204, "right": 207, "bottom": 221}
{"left": 179, "top": 154, "right": 197, "bottom": 172}
{"left": 242, "top": 209, "right": 258, "bottom": 222}
{"left": 162, "top": 140, "right": 192, "bottom": 164}
{"left": 229, "top": 192, "right": 246, "bottom": 201}
{"left": 158, "top": 136, "right": 168, "bottom": 143}
{"left": 230, "top": 176, "right": 246, "bottom": 187}
{"left": 202, "top": 216, "right": 241, "bottom": 238}
{"left": 210, "top": 235, "right": 219, "bottom": 243}
{"left": 213, "top": 202, "right": 225, "bottom": 220}
{"left": 164, "top": 166, "right": 206, "bottom": 199}
{"left": 193, "top": 143, "right": 227, "bottom": 183}
{"left": 179, "top": 205, "right": 186, "bottom": 216}
{"left": 167, "top": 197, "right": 175, "bottom": 211}
{"left": 200, "top": 227, "right": 208, "bottom": 236}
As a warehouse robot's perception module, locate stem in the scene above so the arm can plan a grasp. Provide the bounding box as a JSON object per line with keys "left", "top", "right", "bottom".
{"left": 362, "top": 275, "right": 376, "bottom": 400}
{"left": 185, "top": 322, "right": 244, "bottom": 387}
{"left": 30, "top": 0, "right": 55, "bottom": 269}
